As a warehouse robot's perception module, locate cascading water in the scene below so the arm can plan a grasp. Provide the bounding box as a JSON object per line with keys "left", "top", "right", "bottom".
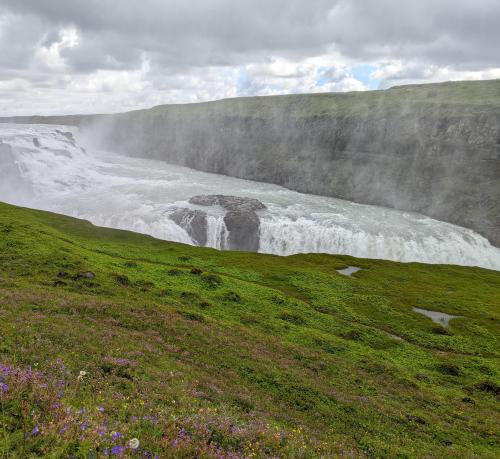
{"left": 1, "top": 123, "right": 499, "bottom": 270}
{"left": 205, "top": 215, "right": 229, "bottom": 249}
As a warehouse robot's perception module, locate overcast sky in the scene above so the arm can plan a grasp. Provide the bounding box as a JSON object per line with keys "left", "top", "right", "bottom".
{"left": 1, "top": 0, "right": 499, "bottom": 116}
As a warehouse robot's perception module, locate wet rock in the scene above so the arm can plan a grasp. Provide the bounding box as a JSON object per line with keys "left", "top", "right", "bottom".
{"left": 56, "top": 130, "right": 76, "bottom": 145}
{"left": 189, "top": 194, "right": 266, "bottom": 212}
{"left": 169, "top": 208, "right": 207, "bottom": 246}
{"left": 33, "top": 138, "right": 41, "bottom": 147}
{"left": 189, "top": 195, "right": 266, "bottom": 251}
{"left": 224, "top": 209, "right": 260, "bottom": 251}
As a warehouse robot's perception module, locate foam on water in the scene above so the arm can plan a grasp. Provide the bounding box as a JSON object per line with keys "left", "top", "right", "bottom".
{"left": 1, "top": 123, "right": 499, "bottom": 270}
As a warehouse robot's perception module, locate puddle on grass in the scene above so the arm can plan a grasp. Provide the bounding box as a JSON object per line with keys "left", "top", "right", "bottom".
{"left": 413, "top": 307, "right": 461, "bottom": 326}
{"left": 337, "top": 266, "right": 361, "bottom": 277}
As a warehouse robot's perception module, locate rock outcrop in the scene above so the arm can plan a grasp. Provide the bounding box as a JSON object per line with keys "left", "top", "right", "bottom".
{"left": 190, "top": 195, "right": 266, "bottom": 251}
{"left": 168, "top": 207, "right": 208, "bottom": 246}
{"left": 189, "top": 195, "right": 266, "bottom": 212}
{"left": 168, "top": 195, "right": 266, "bottom": 251}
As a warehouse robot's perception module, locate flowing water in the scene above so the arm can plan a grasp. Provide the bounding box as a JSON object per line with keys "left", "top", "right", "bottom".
{"left": 1, "top": 123, "right": 500, "bottom": 270}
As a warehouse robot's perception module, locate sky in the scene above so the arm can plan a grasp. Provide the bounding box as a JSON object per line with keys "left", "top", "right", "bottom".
{"left": 0, "top": 0, "right": 499, "bottom": 116}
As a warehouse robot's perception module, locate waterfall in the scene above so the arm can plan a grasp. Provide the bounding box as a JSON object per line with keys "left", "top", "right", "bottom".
{"left": 1, "top": 123, "right": 499, "bottom": 270}
{"left": 206, "top": 215, "right": 229, "bottom": 250}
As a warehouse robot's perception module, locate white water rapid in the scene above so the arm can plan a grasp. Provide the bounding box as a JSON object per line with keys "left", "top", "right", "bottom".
{"left": 1, "top": 123, "right": 499, "bottom": 270}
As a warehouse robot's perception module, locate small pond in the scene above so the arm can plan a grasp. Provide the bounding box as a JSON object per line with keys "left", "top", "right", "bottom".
{"left": 337, "top": 266, "right": 361, "bottom": 277}
{"left": 413, "top": 307, "right": 461, "bottom": 326}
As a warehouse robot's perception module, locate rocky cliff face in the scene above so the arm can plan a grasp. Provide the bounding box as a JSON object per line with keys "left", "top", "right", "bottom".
{"left": 3, "top": 80, "right": 500, "bottom": 247}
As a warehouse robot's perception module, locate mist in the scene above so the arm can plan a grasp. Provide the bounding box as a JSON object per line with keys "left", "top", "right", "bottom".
{"left": 75, "top": 80, "right": 500, "bottom": 249}
{"left": 1, "top": 120, "right": 500, "bottom": 270}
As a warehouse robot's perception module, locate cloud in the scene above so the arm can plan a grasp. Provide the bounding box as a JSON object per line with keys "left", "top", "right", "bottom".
{"left": 0, "top": 0, "right": 498, "bottom": 115}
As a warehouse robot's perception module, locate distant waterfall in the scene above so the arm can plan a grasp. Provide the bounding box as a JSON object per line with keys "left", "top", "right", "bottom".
{"left": 1, "top": 123, "right": 499, "bottom": 270}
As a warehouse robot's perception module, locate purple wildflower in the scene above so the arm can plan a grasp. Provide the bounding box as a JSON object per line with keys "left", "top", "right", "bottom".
{"left": 112, "top": 431, "right": 123, "bottom": 441}
{"left": 0, "top": 382, "right": 8, "bottom": 393}
{"left": 111, "top": 445, "right": 125, "bottom": 456}
{"left": 32, "top": 426, "right": 40, "bottom": 436}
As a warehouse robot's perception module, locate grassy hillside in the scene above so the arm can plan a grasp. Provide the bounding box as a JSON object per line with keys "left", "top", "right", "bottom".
{"left": 144, "top": 79, "right": 500, "bottom": 119}
{"left": 2, "top": 79, "right": 500, "bottom": 122}
{"left": 0, "top": 201, "right": 499, "bottom": 458}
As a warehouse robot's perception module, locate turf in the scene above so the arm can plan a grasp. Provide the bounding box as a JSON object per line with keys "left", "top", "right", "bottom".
{"left": 2, "top": 79, "right": 500, "bottom": 124}
{"left": 0, "top": 201, "right": 499, "bottom": 458}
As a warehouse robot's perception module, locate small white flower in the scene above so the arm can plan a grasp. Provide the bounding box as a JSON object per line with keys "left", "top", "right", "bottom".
{"left": 77, "top": 370, "right": 87, "bottom": 382}
{"left": 128, "top": 438, "right": 140, "bottom": 450}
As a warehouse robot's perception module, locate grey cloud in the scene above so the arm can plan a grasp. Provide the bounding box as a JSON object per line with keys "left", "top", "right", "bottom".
{"left": 1, "top": 0, "right": 499, "bottom": 75}
{"left": 0, "top": 0, "right": 499, "bottom": 115}
{"left": 326, "top": 0, "right": 500, "bottom": 68}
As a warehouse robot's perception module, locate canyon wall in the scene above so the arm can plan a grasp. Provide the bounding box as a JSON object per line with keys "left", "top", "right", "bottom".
{"left": 2, "top": 79, "right": 500, "bottom": 246}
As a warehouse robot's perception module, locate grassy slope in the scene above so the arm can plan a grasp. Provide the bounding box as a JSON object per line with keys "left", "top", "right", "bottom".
{"left": 2, "top": 79, "right": 500, "bottom": 124}
{"left": 0, "top": 201, "right": 499, "bottom": 458}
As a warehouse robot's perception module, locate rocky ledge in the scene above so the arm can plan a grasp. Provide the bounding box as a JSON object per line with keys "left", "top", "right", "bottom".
{"left": 169, "top": 195, "right": 266, "bottom": 252}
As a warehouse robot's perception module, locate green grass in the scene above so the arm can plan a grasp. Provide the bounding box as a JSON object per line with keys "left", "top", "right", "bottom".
{"left": 2, "top": 79, "right": 500, "bottom": 124}
{"left": 0, "top": 201, "right": 499, "bottom": 458}
{"left": 113, "top": 79, "right": 500, "bottom": 122}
